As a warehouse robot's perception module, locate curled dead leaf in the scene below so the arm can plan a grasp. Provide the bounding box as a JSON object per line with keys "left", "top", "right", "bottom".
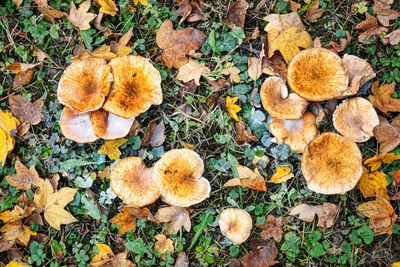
{"left": 9, "top": 95, "right": 43, "bottom": 125}
{"left": 224, "top": 165, "right": 266, "bottom": 192}
{"left": 369, "top": 81, "right": 400, "bottom": 113}
{"left": 223, "top": 0, "right": 249, "bottom": 29}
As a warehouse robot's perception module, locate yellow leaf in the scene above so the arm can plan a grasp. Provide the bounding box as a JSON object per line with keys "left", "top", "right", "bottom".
{"left": 248, "top": 57, "right": 262, "bottom": 81}
{"left": 0, "top": 110, "right": 20, "bottom": 166}
{"left": 99, "top": 0, "right": 118, "bottom": 16}
{"left": 180, "top": 141, "right": 194, "bottom": 150}
{"left": 6, "top": 260, "right": 28, "bottom": 267}
{"left": 154, "top": 234, "right": 174, "bottom": 254}
{"left": 133, "top": 0, "right": 149, "bottom": 5}
{"left": 224, "top": 165, "right": 266, "bottom": 191}
{"left": 357, "top": 167, "right": 389, "bottom": 199}
{"left": 0, "top": 128, "right": 14, "bottom": 166}
{"left": 393, "top": 262, "right": 400, "bottom": 267}
{"left": 98, "top": 138, "right": 128, "bottom": 160}
{"left": 364, "top": 153, "right": 400, "bottom": 171}
{"left": 0, "top": 110, "right": 20, "bottom": 135}
{"left": 0, "top": 206, "right": 34, "bottom": 223}
{"left": 270, "top": 166, "right": 294, "bottom": 184}
{"left": 113, "top": 28, "right": 133, "bottom": 56}
{"left": 0, "top": 221, "right": 36, "bottom": 246}
{"left": 226, "top": 96, "right": 241, "bottom": 121}
{"left": 90, "top": 244, "right": 114, "bottom": 266}
{"left": 176, "top": 58, "right": 210, "bottom": 86}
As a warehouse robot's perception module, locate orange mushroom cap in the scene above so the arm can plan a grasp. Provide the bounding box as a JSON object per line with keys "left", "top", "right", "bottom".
{"left": 57, "top": 58, "right": 113, "bottom": 112}
{"left": 260, "top": 76, "right": 309, "bottom": 120}
{"left": 60, "top": 106, "right": 98, "bottom": 143}
{"left": 287, "top": 48, "right": 348, "bottom": 101}
{"left": 302, "top": 132, "right": 362, "bottom": 194}
{"left": 153, "top": 149, "right": 210, "bottom": 207}
{"left": 219, "top": 208, "right": 252, "bottom": 244}
{"left": 103, "top": 55, "right": 162, "bottom": 119}
{"left": 90, "top": 109, "right": 135, "bottom": 140}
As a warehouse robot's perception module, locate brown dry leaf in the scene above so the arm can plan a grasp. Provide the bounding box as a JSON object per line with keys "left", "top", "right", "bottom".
{"left": 208, "top": 79, "right": 230, "bottom": 92}
{"left": 5, "top": 160, "right": 44, "bottom": 191}
{"left": 174, "top": 251, "right": 189, "bottom": 267}
{"left": 174, "top": 0, "right": 192, "bottom": 23}
{"left": 142, "top": 118, "right": 166, "bottom": 147}
{"left": 12, "top": 0, "right": 23, "bottom": 8}
{"left": 187, "top": 0, "right": 207, "bottom": 23}
{"left": 99, "top": 0, "right": 118, "bottom": 16}
{"left": 316, "top": 203, "right": 338, "bottom": 232}
{"left": 329, "top": 31, "right": 351, "bottom": 52}
{"left": 69, "top": 45, "right": 117, "bottom": 63}
{"left": 357, "top": 196, "right": 397, "bottom": 234}
{"left": 222, "top": 63, "right": 241, "bottom": 83}
{"left": 270, "top": 166, "right": 294, "bottom": 184}
{"left": 67, "top": 0, "right": 97, "bottom": 30}
{"left": 0, "top": 221, "right": 36, "bottom": 246}
{"left": 224, "top": 165, "right": 266, "bottom": 192}
{"left": 248, "top": 57, "right": 262, "bottom": 81}
{"left": 290, "top": 203, "right": 317, "bottom": 222}
{"left": 364, "top": 152, "right": 400, "bottom": 171}
{"left": 354, "top": 13, "right": 388, "bottom": 42}
{"left": 156, "top": 19, "right": 206, "bottom": 69}
{"left": 372, "top": 0, "right": 400, "bottom": 27}
{"left": 177, "top": 58, "right": 210, "bottom": 86}
{"left": 357, "top": 167, "right": 389, "bottom": 199}
{"left": 256, "top": 215, "right": 287, "bottom": 242}
{"left": 0, "top": 240, "right": 15, "bottom": 253}
{"left": 9, "top": 95, "right": 43, "bottom": 125}
{"left": 261, "top": 41, "right": 288, "bottom": 79}
{"left": 223, "top": 0, "right": 249, "bottom": 30}
{"left": 110, "top": 206, "right": 154, "bottom": 235}
{"left": 94, "top": 13, "right": 113, "bottom": 34}
{"left": 373, "top": 115, "right": 400, "bottom": 154}
{"left": 240, "top": 239, "right": 278, "bottom": 267}
{"left": 154, "top": 234, "right": 174, "bottom": 254}
{"left": 370, "top": 81, "right": 400, "bottom": 113}
{"left": 155, "top": 206, "right": 191, "bottom": 235}
{"left": 97, "top": 138, "right": 128, "bottom": 160}
{"left": 383, "top": 29, "right": 400, "bottom": 45}
{"left": 34, "top": 46, "right": 58, "bottom": 66}
{"left": 32, "top": 0, "right": 66, "bottom": 24}
{"left": 234, "top": 121, "right": 258, "bottom": 145}
{"left": 33, "top": 179, "right": 78, "bottom": 230}
{"left": 111, "top": 28, "right": 133, "bottom": 56}
{"left": 5, "top": 62, "right": 41, "bottom": 89}
{"left": 391, "top": 170, "right": 400, "bottom": 186}
{"left": 305, "top": 0, "right": 325, "bottom": 22}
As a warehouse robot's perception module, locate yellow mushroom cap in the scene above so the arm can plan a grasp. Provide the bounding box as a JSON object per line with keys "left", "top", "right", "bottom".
{"left": 333, "top": 97, "right": 379, "bottom": 142}
{"left": 57, "top": 58, "right": 113, "bottom": 112}
{"left": 60, "top": 107, "right": 98, "bottom": 143}
{"left": 269, "top": 112, "right": 319, "bottom": 153}
{"left": 110, "top": 157, "right": 161, "bottom": 207}
{"left": 302, "top": 132, "right": 363, "bottom": 194}
{"left": 219, "top": 208, "right": 252, "bottom": 244}
{"left": 90, "top": 109, "right": 135, "bottom": 140}
{"left": 103, "top": 55, "right": 163, "bottom": 119}
{"left": 153, "top": 149, "right": 210, "bottom": 207}
{"left": 287, "top": 48, "right": 348, "bottom": 101}
{"left": 260, "top": 76, "right": 309, "bottom": 120}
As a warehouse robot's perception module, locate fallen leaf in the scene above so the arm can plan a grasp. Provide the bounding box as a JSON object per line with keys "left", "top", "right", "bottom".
{"left": 0, "top": 110, "right": 20, "bottom": 166}
{"left": 316, "top": 202, "right": 338, "bottom": 232}
{"left": 354, "top": 13, "right": 388, "bottom": 43}
{"left": 391, "top": 170, "right": 400, "bottom": 186}
{"left": 9, "top": 95, "right": 43, "bottom": 126}
{"left": 0, "top": 206, "right": 34, "bottom": 224}
{"left": 5, "top": 161, "right": 44, "bottom": 191}
{"left": 252, "top": 155, "right": 269, "bottom": 166}
{"left": 111, "top": 28, "right": 133, "bottom": 56}
{"left": 6, "top": 62, "right": 41, "bottom": 89}
{"left": 256, "top": 215, "right": 287, "bottom": 242}
{"left": 91, "top": 244, "right": 114, "bottom": 266}
{"left": 32, "top": 0, "right": 66, "bottom": 24}
{"left": 67, "top": 0, "right": 97, "bottom": 30}
{"left": 289, "top": 0, "right": 301, "bottom": 12}
{"left": 208, "top": 79, "right": 230, "bottom": 92}
{"left": 69, "top": 45, "right": 117, "bottom": 63}
{"left": 34, "top": 46, "right": 58, "bottom": 66}
{"left": 357, "top": 196, "right": 397, "bottom": 234}
{"left": 373, "top": 115, "right": 400, "bottom": 153}
{"left": 97, "top": 138, "right": 128, "bottom": 160}
{"left": 12, "top": 0, "right": 23, "bottom": 8}
{"left": 174, "top": 0, "right": 192, "bottom": 23}
{"left": 270, "top": 166, "right": 294, "bottom": 184}
{"left": 364, "top": 153, "right": 400, "bottom": 171}
{"left": 133, "top": 0, "right": 149, "bottom": 5}
{"left": 180, "top": 141, "right": 194, "bottom": 150}
{"left": 99, "top": 0, "right": 118, "bottom": 16}
{"left": 222, "top": 63, "right": 241, "bottom": 83}
{"left": 156, "top": 19, "right": 206, "bottom": 69}
{"left": 0, "top": 221, "right": 36, "bottom": 246}
{"left": 329, "top": 31, "right": 352, "bottom": 52}
{"left": 33, "top": 179, "right": 78, "bottom": 230}
{"left": 185, "top": 0, "right": 207, "bottom": 23}
{"left": 352, "top": 1, "right": 368, "bottom": 14}
{"left": 155, "top": 206, "right": 191, "bottom": 235}
{"left": 176, "top": 58, "right": 210, "bottom": 86}
{"left": 223, "top": 0, "right": 249, "bottom": 30}
{"left": 357, "top": 167, "right": 389, "bottom": 199}
{"left": 0, "top": 240, "right": 15, "bottom": 253}
{"left": 154, "top": 234, "right": 174, "bottom": 254}
{"left": 234, "top": 121, "right": 258, "bottom": 145}
{"left": 224, "top": 165, "right": 266, "bottom": 191}
{"left": 305, "top": 0, "right": 325, "bottom": 22}
{"left": 369, "top": 81, "right": 400, "bottom": 113}
{"left": 264, "top": 12, "right": 306, "bottom": 32}
{"left": 174, "top": 251, "right": 189, "bottom": 267}
{"left": 372, "top": 0, "right": 400, "bottom": 27}
{"left": 261, "top": 36, "right": 288, "bottom": 79}
{"left": 248, "top": 57, "right": 262, "bottom": 81}
{"left": 225, "top": 96, "right": 241, "bottom": 121}
{"left": 383, "top": 29, "right": 400, "bottom": 45}
{"left": 110, "top": 206, "right": 153, "bottom": 235}
{"left": 94, "top": 12, "right": 113, "bottom": 34}
{"left": 240, "top": 239, "right": 278, "bottom": 267}
{"left": 142, "top": 118, "right": 166, "bottom": 147}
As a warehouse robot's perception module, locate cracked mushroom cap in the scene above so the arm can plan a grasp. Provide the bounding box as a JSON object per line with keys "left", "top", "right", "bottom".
{"left": 60, "top": 107, "right": 98, "bottom": 143}
{"left": 219, "top": 208, "right": 252, "bottom": 244}
{"left": 110, "top": 157, "right": 161, "bottom": 207}
{"left": 58, "top": 58, "right": 113, "bottom": 112}
{"left": 103, "top": 55, "right": 163, "bottom": 119}
{"left": 269, "top": 112, "right": 319, "bottom": 153}
{"left": 153, "top": 149, "right": 210, "bottom": 207}
{"left": 260, "top": 76, "right": 309, "bottom": 120}
{"left": 287, "top": 48, "right": 348, "bottom": 101}
{"left": 302, "top": 132, "right": 363, "bottom": 194}
{"left": 333, "top": 97, "right": 379, "bottom": 143}
{"left": 90, "top": 109, "right": 135, "bottom": 140}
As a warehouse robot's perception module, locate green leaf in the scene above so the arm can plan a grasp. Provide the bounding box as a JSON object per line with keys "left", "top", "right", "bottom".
{"left": 216, "top": 33, "right": 236, "bottom": 53}
{"left": 188, "top": 214, "right": 210, "bottom": 251}
{"left": 271, "top": 144, "right": 291, "bottom": 161}
{"left": 80, "top": 195, "right": 100, "bottom": 220}
{"left": 309, "top": 242, "right": 326, "bottom": 258}
{"left": 208, "top": 30, "right": 219, "bottom": 55}
{"left": 60, "top": 159, "right": 97, "bottom": 170}
{"left": 74, "top": 176, "right": 93, "bottom": 189}
{"left": 358, "top": 225, "right": 373, "bottom": 245}
{"left": 349, "top": 230, "right": 361, "bottom": 245}
{"left": 341, "top": 243, "right": 352, "bottom": 253}
{"left": 128, "top": 135, "right": 141, "bottom": 150}
{"left": 126, "top": 238, "right": 150, "bottom": 256}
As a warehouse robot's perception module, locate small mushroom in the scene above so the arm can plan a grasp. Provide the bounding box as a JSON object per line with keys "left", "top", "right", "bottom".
{"left": 90, "top": 109, "right": 135, "bottom": 140}
{"left": 152, "top": 149, "right": 210, "bottom": 207}
{"left": 333, "top": 97, "right": 379, "bottom": 142}
{"left": 260, "top": 76, "right": 308, "bottom": 120}
{"left": 103, "top": 55, "right": 163, "bottom": 119}
{"left": 110, "top": 157, "right": 161, "bottom": 207}
{"left": 269, "top": 112, "right": 319, "bottom": 153}
{"left": 302, "top": 132, "right": 363, "bottom": 194}
{"left": 60, "top": 107, "right": 98, "bottom": 143}
{"left": 218, "top": 208, "right": 252, "bottom": 244}
{"left": 57, "top": 58, "right": 113, "bottom": 112}
{"left": 287, "top": 48, "right": 348, "bottom": 101}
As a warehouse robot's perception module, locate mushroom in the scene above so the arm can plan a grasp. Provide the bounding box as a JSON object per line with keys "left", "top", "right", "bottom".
{"left": 152, "top": 149, "right": 210, "bottom": 207}
{"left": 60, "top": 107, "right": 98, "bottom": 143}
{"left": 90, "top": 109, "right": 135, "bottom": 140}
{"left": 333, "top": 97, "right": 379, "bottom": 142}
{"left": 110, "top": 157, "right": 161, "bottom": 207}
{"left": 58, "top": 58, "right": 113, "bottom": 112}
{"left": 103, "top": 55, "right": 163, "bottom": 119}
{"left": 302, "top": 132, "right": 363, "bottom": 194}
{"left": 260, "top": 76, "right": 309, "bottom": 119}
{"left": 269, "top": 112, "right": 319, "bottom": 153}
{"left": 287, "top": 48, "right": 348, "bottom": 101}
{"left": 339, "top": 54, "right": 376, "bottom": 97}
{"left": 218, "top": 208, "right": 252, "bottom": 244}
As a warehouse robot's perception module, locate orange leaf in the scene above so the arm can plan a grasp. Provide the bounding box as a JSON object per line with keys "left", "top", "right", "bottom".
{"left": 110, "top": 206, "right": 153, "bottom": 235}
{"left": 357, "top": 167, "right": 389, "bottom": 199}
{"left": 0, "top": 221, "right": 36, "bottom": 246}
{"left": 270, "top": 166, "right": 294, "bottom": 184}
{"left": 364, "top": 153, "right": 400, "bottom": 171}
{"left": 370, "top": 81, "right": 400, "bottom": 113}
{"left": 90, "top": 244, "right": 114, "bottom": 266}
{"left": 99, "top": 0, "right": 118, "bottom": 16}
{"left": 224, "top": 165, "right": 266, "bottom": 191}
{"left": 111, "top": 28, "right": 133, "bottom": 56}
{"left": 391, "top": 170, "right": 400, "bottom": 186}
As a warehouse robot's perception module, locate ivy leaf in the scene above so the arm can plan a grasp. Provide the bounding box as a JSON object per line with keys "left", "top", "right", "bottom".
{"left": 81, "top": 195, "right": 100, "bottom": 220}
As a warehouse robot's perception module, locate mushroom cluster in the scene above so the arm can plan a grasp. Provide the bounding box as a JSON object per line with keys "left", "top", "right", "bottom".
{"left": 261, "top": 47, "right": 379, "bottom": 194}
{"left": 57, "top": 55, "right": 162, "bottom": 143}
